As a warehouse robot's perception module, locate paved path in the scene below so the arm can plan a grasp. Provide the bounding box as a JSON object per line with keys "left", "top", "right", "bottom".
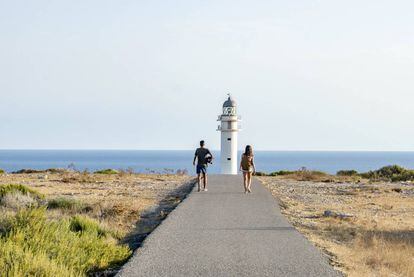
{"left": 118, "top": 175, "right": 340, "bottom": 277}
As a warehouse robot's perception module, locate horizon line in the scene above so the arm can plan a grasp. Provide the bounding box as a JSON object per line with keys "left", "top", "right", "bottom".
{"left": 1, "top": 149, "right": 414, "bottom": 152}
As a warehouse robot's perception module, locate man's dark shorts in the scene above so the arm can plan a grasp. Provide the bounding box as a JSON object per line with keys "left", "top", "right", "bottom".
{"left": 196, "top": 164, "right": 207, "bottom": 175}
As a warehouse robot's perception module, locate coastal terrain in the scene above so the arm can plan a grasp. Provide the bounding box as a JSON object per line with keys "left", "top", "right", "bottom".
{"left": 259, "top": 168, "right": 414, "bottom": 277}
{"left": 0, "top": 169, "right": 193, "bottom": 276}
{"left": 1, "top": 165, "right": 413, "bottom": 276}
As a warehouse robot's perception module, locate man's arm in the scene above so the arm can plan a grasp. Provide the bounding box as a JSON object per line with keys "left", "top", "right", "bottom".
{"left": 207, "top": 149, "right": 213, "bottom": 159}
{"left": 193, "top": 150, "right": 197, "bottom": 166}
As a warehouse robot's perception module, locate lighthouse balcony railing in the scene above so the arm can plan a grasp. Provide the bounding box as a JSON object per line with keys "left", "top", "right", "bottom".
{"left": 217, "top": 115, "right": 242, "bottom": 121}
{"left": 217, "top": 124, "right": 242, "bottom": 131}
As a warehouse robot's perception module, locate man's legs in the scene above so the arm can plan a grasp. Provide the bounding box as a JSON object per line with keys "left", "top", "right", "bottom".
{"left": 202, "top": 172, "right": 207, "bottom": 190}
{"left": 197, "top": 173, "right": 202, "bottom": 192}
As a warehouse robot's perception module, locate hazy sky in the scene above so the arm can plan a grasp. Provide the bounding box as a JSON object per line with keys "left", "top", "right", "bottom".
{"left": 1, "top": 1, "right": 414, "bottom": 150}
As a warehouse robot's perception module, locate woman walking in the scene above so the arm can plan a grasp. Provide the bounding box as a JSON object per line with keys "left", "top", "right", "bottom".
{"left": 240, "top": 145, "right": 256, "bottom": 193}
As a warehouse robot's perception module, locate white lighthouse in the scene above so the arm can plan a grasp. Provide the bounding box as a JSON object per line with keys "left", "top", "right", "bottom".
{"left": 217, "top": 95, "right": 241, "bottom": 175}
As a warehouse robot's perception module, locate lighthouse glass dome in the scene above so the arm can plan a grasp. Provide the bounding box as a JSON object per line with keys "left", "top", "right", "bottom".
{"left": 222, "top": 96, "right": 237, "bottom": 116}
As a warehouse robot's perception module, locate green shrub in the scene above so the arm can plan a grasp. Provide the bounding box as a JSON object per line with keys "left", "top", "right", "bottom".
{"left": 269, "top": 169, "right": 326, "bottom": 176}
{"left": 305, "top": 170, "right": 327, "bottom": 175}
{"left": 0, "top": 208, "right": 131, "bottom": 276}
{"left": 268, "top": 170, "right": 295, "bottom": 176}
{"left": 69, "top": 215, "right": 109, "bottom": 238}
{"left": 376, "top": 165, "right": 405, "bottom": 176}
{"left": 12, "top": 168, "right": 67, "bottom": 174}
{"left": 0, "top": 184, "right": 44, "bottom": 200}
{"left": 0, "top": 169, "right": 5, "bottom": 174}
{"left": 258, "top": 169, "right": 329, "bottom": 178}
{"left": 94, "top": 169, "right": 119, "bottom": 175}
{"left": 360, "top": 165, "right": 414, "bottom": 182}
{"left": 253, "top": 171, "right": 267, "bottom": 176}
{"left": 12, "top": 169, "right": 42, "bottom": 174}
{"left": 277, "top": 170, "right": 296, "bottom": 176}
{"left": 45, "top": 168, "right": 68, "bottom": 174}
{"left": 389, "top": 170, "right": 414, "bottom": 182}
{"left": 47, "top": 197, "right": 91, "bottom": 213}
{"left": 337, "top": 170, "right": 359, "bottom": 176}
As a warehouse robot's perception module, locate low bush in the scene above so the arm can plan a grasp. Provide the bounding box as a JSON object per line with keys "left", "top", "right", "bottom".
{"left": 0, "top": 208, "right": 131, "bottom": 276}
{"left": 0, "top": 184, "right": 44, "bottom": 200}
{"left": 360, "top": 165, "right": 414, "bottom": 182}
{"left": 390, "top": 171, "right": 414, "bottom": 182}
{"left": 258, "top": 165, "right": 414, "bottom": 182}
{"left": 69, "top": 215, "right": 110, "bottom": 238}
{"left": 46, "top": 168, "right": 68, "bottom": 174}
{"left": 1, "top": 193, "right": 38, "bottom": 210}
{"left": 48, "top": 197, "right": 92, "bottom": 213}
{"left": 256, "top": 168, "right": 332, "bottom": 181}
{"left": 70, "top": 215, "right": 123, "bottom": 240}
{"left": 0, "top": 169, "right": 5, "bottom": 174}
{"left": 253, "top": 171, "right": 267, "bottom": 176}
{"left": 12, "top": 169, "right": 44, "bottom": 174}
{"left": 0, "top": 185, "right": 44, "bottom": 210}
{"left": 268, "top": 170, "right": 295, "bottom": 176}
{"left": 12, "top": 168, "right": 67, "bottom": 174}
{"left": 337, "top": 170, "right": 359, "bottom": 176}
{"left": 297, "top": 169, "right": 329, "bottom": 181}
{"left": 94, "top": 169, "right": 119, "bottom": 175}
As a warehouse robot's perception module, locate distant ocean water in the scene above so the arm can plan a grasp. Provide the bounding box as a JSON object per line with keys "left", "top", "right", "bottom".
{"left": 0, "top": 150, "right": 413, "bottom": 175}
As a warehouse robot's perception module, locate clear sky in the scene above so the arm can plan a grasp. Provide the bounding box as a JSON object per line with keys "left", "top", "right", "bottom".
{"left": 1, "top": 0, "right": 413, "bottom": 151}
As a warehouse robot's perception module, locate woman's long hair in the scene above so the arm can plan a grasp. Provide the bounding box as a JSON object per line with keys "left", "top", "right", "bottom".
{"left": 244, "top": 145, "right": 253, "bottom": 157}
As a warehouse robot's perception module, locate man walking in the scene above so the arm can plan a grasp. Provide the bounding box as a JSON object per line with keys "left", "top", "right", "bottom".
{"left": 193, "top": 140, "right": 213, "bottom": 192}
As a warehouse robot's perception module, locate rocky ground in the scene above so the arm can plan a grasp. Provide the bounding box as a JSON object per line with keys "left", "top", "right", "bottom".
{"left": 259, "top": 176, "right": 414, "bottom": 277}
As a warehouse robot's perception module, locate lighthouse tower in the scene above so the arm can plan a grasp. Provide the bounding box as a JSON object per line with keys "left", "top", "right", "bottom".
{"left": 217, "top": 95, "right": 241, "bottom": 175}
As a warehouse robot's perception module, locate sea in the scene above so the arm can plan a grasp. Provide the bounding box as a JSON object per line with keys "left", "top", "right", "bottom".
{"left": 0, "top": 150, "right": 413, "bottom": 175}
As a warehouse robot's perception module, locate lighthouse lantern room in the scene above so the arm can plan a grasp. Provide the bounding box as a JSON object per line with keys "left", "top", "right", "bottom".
{"left": 217, "top": 94, "right": 241, "bottom": 175}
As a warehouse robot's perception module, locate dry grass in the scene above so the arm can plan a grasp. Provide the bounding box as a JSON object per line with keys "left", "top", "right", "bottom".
{"left": 290, "top": 171, "right": 362, "bottom": 183}
{"left": 0, "top": 207, "right": 131, "bottom": 276}
{"left": 0, "top": 172, "right": 193, "bottom": 276}
{"left": 259, "top": 169, "right": 362, "bottom": 183}
{"left": 259, "top": 176, "right": 414, "bottom": 277}
{"left": 0, "top": 172, "right": 192, "bottom": 235}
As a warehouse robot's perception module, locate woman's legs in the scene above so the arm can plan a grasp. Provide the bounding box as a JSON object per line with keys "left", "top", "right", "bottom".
{"left": 247, "top": 172, "right": 253, "bottom": 192}
{"left": 243, "top": 172, "right": 248, "bottom": 193}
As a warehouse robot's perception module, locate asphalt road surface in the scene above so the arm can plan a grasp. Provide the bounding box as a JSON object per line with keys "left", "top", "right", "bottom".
{"left": 118, "top": 175, "right": 341, "bottom": 277}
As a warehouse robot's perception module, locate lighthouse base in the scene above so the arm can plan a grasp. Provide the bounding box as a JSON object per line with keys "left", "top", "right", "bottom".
{"left": 220, "top": 131, "right": 238, "bottom": 175}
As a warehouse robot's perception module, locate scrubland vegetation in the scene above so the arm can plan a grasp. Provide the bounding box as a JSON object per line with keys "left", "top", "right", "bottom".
{"left": 94, "top": 169, "right": 119, "bottom": 175}
{"left": 256, "top": 165, "right": 414, "bottom": 183}
{"left": 0, "top": 170, "right": 193, "bottom": 276}
{"left": 260, "top": 171, "right": 414, "bottom": 277}
{"left": 0, "top": 207, "right": 130, "bottom": 276}
{"left": 359, "top": 165, "right": 414, "bottom": 182}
